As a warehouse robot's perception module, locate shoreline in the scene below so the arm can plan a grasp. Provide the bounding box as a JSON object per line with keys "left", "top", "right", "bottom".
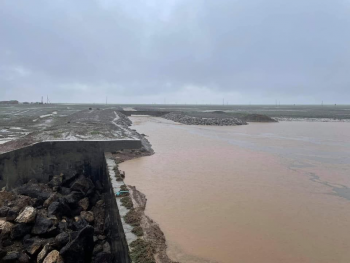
{"left": 112, "top": 138, "right": 177, "bottom": 263}
{"left": 115, "top": 156, "right": 178, "bottom": 263}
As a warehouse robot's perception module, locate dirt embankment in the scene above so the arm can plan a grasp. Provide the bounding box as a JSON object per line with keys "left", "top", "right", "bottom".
{"left": 112, "top": 138, "right": 176, "bottom": 263}
{"left": 126, "top": 185, "right": 178, "bottom": 263}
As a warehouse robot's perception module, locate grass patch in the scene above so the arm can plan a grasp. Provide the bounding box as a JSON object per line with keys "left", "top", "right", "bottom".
{"left": 129, "top": 239, "right": 155, "bottom": 263}
{"left": 52, "top": 133, "right": 61, "bottom": 138}
{"left": 132, "top": 226, "right": 144, "bottom": 236}
{"left": 121, "top": 196, "right": 133, "bottom": 209}
{"left": 124, "top": 208, "right": 141, "bottom": 226}
{"left": 90, "top": 130, "right": 100, "bottom": 135}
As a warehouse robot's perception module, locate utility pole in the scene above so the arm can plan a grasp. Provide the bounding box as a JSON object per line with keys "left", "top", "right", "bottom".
{"left": 106, "top": 97, "right": 107, "bottom": 105}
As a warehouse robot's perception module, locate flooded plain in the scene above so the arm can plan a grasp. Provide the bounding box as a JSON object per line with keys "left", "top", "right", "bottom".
{"left": 120, "top": 117, "right": 350, "bottom": 263}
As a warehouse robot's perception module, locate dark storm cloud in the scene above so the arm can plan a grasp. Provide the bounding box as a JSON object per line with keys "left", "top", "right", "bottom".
{"left": 0, "top": 0, "right": 349, "bottom": 103}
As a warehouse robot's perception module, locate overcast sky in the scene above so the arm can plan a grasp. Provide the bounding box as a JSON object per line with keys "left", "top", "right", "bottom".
{"left": 1, "top": 0, "right": 349, "bottom": 104}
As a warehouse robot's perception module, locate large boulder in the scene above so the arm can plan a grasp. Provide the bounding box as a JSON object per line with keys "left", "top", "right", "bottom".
{"left": 54, "top": 232, "right": 69, "bottom": 249}
{"left": 48, "top": 200, "right": 71, "bottom": 218}
{"left": 15, "top": 206, "right": 36, "bottom": 224}
{"left": 43, "top": 250, "right": 64, "bottom": 263}
{"left": 70, "top": 175, "right": 94, "bottom": 195}
{"left": 43, "top": 193, "right": 60, "bottom": 208}
{"left": 81, "top": 211, "right": 94, "bottom": 224}
{"left": 8, "top": 195, "right": 36, "bottom": 210}
{"left": 15, "top": 183, "right": 52, "bottom": 203}
{"left": 78, "top": 198, "right": 89, "bottom": 211}
{"left": 25, "top": 242, "right": 43, "bottom": 256}
{"left": 64, "top": 192, "right": 84, "bottom": 207}
{"left": 0, "top": 206, "right": 10, "bottom": 217}
{"left": 0, "top": 219, "right": 14, "bottom": 238}
{"left": 37, "top": 243, "right": 53, "bottom": 263}
{"left": 2, "top": 251, "right": 20, "bottom": 262}
{"left": 31, "top": 216, "right": 53, "bottom": 235}
{"left": 22, "top": 237, "right": 48, "bottom": 256}
{"left": 11, "top": 223, "right": 32, "bottom": 239}
{"left": 60, "top": 226, "right": 94, "bottom": 263}
{"left": 6, "top": 207, "right": 20, "bottom": 222}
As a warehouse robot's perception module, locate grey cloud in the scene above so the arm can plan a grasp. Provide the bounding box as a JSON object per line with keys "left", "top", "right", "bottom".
{"left": 0, "top": 0, "right": 349, "bottom": 103}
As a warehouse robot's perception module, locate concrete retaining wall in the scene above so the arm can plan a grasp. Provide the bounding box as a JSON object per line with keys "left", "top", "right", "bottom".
{"left": 0, "top": 140, "right": 141, "bottom": 189}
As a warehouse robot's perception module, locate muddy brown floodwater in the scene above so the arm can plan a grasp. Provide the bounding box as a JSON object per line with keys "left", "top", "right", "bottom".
{"left": 120, "top": 116, "right": 350, "bottom": 263}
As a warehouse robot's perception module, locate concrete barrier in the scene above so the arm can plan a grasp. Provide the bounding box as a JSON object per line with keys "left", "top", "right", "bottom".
{"left": 0, "top": 140, "right": 141, "bottom": 189}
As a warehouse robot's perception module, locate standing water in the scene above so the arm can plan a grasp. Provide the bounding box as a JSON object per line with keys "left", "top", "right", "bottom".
{"left": 120, "top": 116, "right": 350, "bottom": 263}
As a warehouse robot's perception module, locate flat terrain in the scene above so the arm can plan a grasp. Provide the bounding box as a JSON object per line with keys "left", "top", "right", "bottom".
{"left": 0, "top": 104, "right": 139, "bottom": 153}
{"left": 1, "top": 103, "right": 350, "bottom": 153}
{"left": 133, "top": 104, "right": 350, "bottom": 120}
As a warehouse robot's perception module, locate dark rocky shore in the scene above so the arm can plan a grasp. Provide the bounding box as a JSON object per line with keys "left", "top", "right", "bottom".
{"left": 161, "top": 112, "right": 277, "bottom": 125}
{"left": 162, "top": 112, "right": 247, "bottom": 126}
{"left": 0, "top": 173, "right": 112, "bottom": 262}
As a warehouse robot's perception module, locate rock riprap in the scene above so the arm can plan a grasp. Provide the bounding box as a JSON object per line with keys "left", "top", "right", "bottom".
{"left": 0, "top": 174, "right": 112, "bottom": 263}
{"left": 162, "top": 112, "right": 247, "bottom": 126}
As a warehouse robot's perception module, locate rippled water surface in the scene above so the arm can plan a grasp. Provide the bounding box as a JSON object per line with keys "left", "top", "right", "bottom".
{"left": 120, "top": 117, "right": 350, "bottom": 263}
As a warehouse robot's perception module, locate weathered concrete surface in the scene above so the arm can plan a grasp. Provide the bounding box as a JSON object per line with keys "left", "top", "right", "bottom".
{"left": 104, "top": 154, "right": 131, "bottom": 263}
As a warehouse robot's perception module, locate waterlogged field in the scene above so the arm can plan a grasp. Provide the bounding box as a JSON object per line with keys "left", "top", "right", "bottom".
{"left": 121, "top": 116, "right": 350, "bottom": 263}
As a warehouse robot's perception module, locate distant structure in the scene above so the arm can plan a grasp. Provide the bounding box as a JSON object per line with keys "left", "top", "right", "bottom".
{"left": 38, "top": 96, "right": 51, "bottom": 105}
{"left": 0, "top": 100, "right": 19, "bottom": 105}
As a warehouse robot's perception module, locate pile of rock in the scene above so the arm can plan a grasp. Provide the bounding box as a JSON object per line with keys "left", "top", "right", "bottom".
{"left": 0, "top": 174, "right": 112, "bottom": 263}
{"left": 241, "top": 114, "right": 277, "bottom": 122}
{"left": 162, "top": 112, "right": 246, "bottom": 126}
